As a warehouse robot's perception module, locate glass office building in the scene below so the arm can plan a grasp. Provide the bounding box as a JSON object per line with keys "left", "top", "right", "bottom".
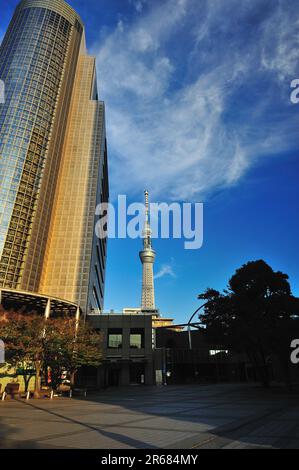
{"left": 0, "top": 0, "right": 108, "bottom": 315}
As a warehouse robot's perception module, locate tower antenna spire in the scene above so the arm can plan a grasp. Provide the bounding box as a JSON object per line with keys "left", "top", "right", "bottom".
{"left": 139, "top": 190, "right": 156, "bottom": 310}
{"left": 145, "top": 189, "right": 149, "bottom": 214}
{"left": 143, "top": 190, "right": 152, "bottom": 249}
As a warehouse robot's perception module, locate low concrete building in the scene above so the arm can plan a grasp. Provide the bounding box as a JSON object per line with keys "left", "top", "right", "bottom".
{"left": 123, "top": 307, "right": 183, "bottom": 332}
{"left": 84, "top": 313, "right": 155, "bottom": 387}
{"left": 155, "top": 327, "right": 246, "bottom": 385}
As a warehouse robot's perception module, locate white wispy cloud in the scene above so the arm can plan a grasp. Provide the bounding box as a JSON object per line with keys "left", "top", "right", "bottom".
{"left": 154, "top": 263, "right": 176, "bottom": 280}
{"left": 129, "top": 0, "right": 147, "bottom": 13}
{"left": 93, "top": 0, "right": 299, "bottom": 201}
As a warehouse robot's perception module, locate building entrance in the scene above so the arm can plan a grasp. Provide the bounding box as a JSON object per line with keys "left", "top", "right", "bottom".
{"left": 107, "top": 368, "right": 121, "bottom": 386}
{"left": 130, "top": 363, "right": 145, "bottom": 384}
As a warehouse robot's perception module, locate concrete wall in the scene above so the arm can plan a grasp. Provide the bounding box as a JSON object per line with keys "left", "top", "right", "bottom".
{"left": 87, "top": 314, "right": 155, "bottom": 387}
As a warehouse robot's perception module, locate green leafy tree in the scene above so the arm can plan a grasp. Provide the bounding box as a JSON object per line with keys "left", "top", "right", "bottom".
{"left": 199, "top": 260, "right": 299, "bottom": 387}
{"left": 0, "top": 308, "right": 103, "bottom": 395}
{"left": 0, "top": 308, "right": 45, "bottom": 394}
{"left": 43, "top": 317, "right": 103, "bottom": 391}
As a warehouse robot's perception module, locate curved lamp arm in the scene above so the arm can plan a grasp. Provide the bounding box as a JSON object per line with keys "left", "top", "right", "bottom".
{"left": 187, "top": 301, "right": 209, "bottom": 350}
{"left": 187, "top": 301, "right": 209, "bottom": 326}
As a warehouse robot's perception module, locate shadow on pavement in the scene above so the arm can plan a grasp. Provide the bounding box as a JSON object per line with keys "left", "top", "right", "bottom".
{"left": 1, "top": 383, "right": 299, "bottom": 449}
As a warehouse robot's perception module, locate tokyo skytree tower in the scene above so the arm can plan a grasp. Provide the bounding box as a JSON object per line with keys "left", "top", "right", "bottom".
{"left": 139, "top": 191, "right": 156, "bottom": 310}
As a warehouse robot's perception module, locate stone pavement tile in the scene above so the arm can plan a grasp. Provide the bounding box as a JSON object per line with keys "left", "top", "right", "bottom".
{"left": 98, "top": 426, "right": 197, "bottom": 449}
{"left": 276, "top": 409, "right": 299, "bottom": 421}
{"left": 158, "top": 402, "right": 215, "bottom": 408}
{"left": 51, "top": 403, "right": 130, "bottom": 413}
{"left": 1, "top": 405, "right": 152, "bottom": 432}
{"left": 0, "top": 437, "right": 48, "bottom": 449}
{"left": 0, "top": 420, "right": 86, "bottom": 442}
{"left": 133, "top": 405, "right": 191, "bottom": 415}
{"left": 182, "top": 434, "right": 275, "bottom": 449}
{"left": 201, "top": 416, "right": 299, "bottom": 449}
{"left": 37, "top": 427, "right": 191, "bottom": 449}
{"left": 0, "top": 415, "right": 65, "bottom": 432}
{"left": 180, "top": 408, "right": 252, "bottom": 418}
{"left": 166, "top": 410, "right": 291, "bottom": 449}
{"left": 72, "top": 408, "right": 142, "bottom": 418}
{"left": 0, "top": 412, "right": 63, "bottom": 424}
{"left": 212, "top": 404, "right": 270, "bottom": 412}
{"left": 223, "top": 437, "right": 277, "bottom": 449}
{"left": 1, "top": 384, "right": 299, "bottom": 449}
{"left": 289, "top": 424, "right": 299, "bottom": 438}
{"left": 17, "top": 401, "right": 137, "bottom": 419}
{"left": 272, "top": 437, "right": 299, "bottom": 449}
{"left": 249, "top": 420, "right": 297, "bottom": 438}
{"left": 179, "top": 433, "right": 278, "bottom": 449}
{"left": 165, "top": 431, "right": 214, "bottom": 449}
{"left": 124, "top": 416, "right": 231, "bottom": 433}
{"left": 72, "top": 412, "right": 151, "bottom": 427}
{"left": 2, "top": 403, "right": 61, "bottom": 420}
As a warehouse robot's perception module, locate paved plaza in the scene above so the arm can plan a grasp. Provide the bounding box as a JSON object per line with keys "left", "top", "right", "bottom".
{"left": 0, "top": 383, "right": 299, "bottom": 449}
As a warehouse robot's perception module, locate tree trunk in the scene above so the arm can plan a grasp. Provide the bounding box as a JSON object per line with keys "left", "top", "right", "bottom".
{"left": 259, "top": 350, "right": 270, "bottom": 388}
{"left": 70, "top": 371, "right": 76, "bottom": 388}
{"left": 24, "top": 375, "right": 33, "bottom": 393}
{"left": 34, "top": 361, "right": 41, "bottom": 398}
{"left": 250, "top": 351, "right": 270, "bottom": 388}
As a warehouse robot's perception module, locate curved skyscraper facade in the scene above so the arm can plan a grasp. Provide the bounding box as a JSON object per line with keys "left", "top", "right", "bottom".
{"left": 0, "top": 0, "right": 108, "bottom": 315}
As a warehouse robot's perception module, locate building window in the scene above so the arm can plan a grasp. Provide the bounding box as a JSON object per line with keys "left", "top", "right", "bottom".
{"left": 108, "top": 329, "right": 122, "bottom": 349}
{"left": 93, "top": 286, "right": 101, "bottom": 310}
{"left": 130, "top": 329, "right": 144, "bottom": 349}
{"left": 209, "top": 350, "right": 228, "bottom": 356}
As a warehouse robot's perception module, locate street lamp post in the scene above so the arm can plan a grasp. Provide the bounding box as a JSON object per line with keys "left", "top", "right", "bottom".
{"left": 187, "top": 302, "right": 208, "bottom": 350}
{"left": 187, "top": 301, "right": 209, "bottom": 384}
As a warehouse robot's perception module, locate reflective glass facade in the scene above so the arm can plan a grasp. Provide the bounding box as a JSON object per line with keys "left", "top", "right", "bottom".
{"left": 40, "top": 54, "right": 109, "bottom": 312}
{"left": 0, "top": 0, "right": 108, "bottom": 314}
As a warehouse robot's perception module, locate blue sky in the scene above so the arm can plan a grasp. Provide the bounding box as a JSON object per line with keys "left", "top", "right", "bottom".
{"left": 1, "top": 0, "right": 299, "bottom": 322}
